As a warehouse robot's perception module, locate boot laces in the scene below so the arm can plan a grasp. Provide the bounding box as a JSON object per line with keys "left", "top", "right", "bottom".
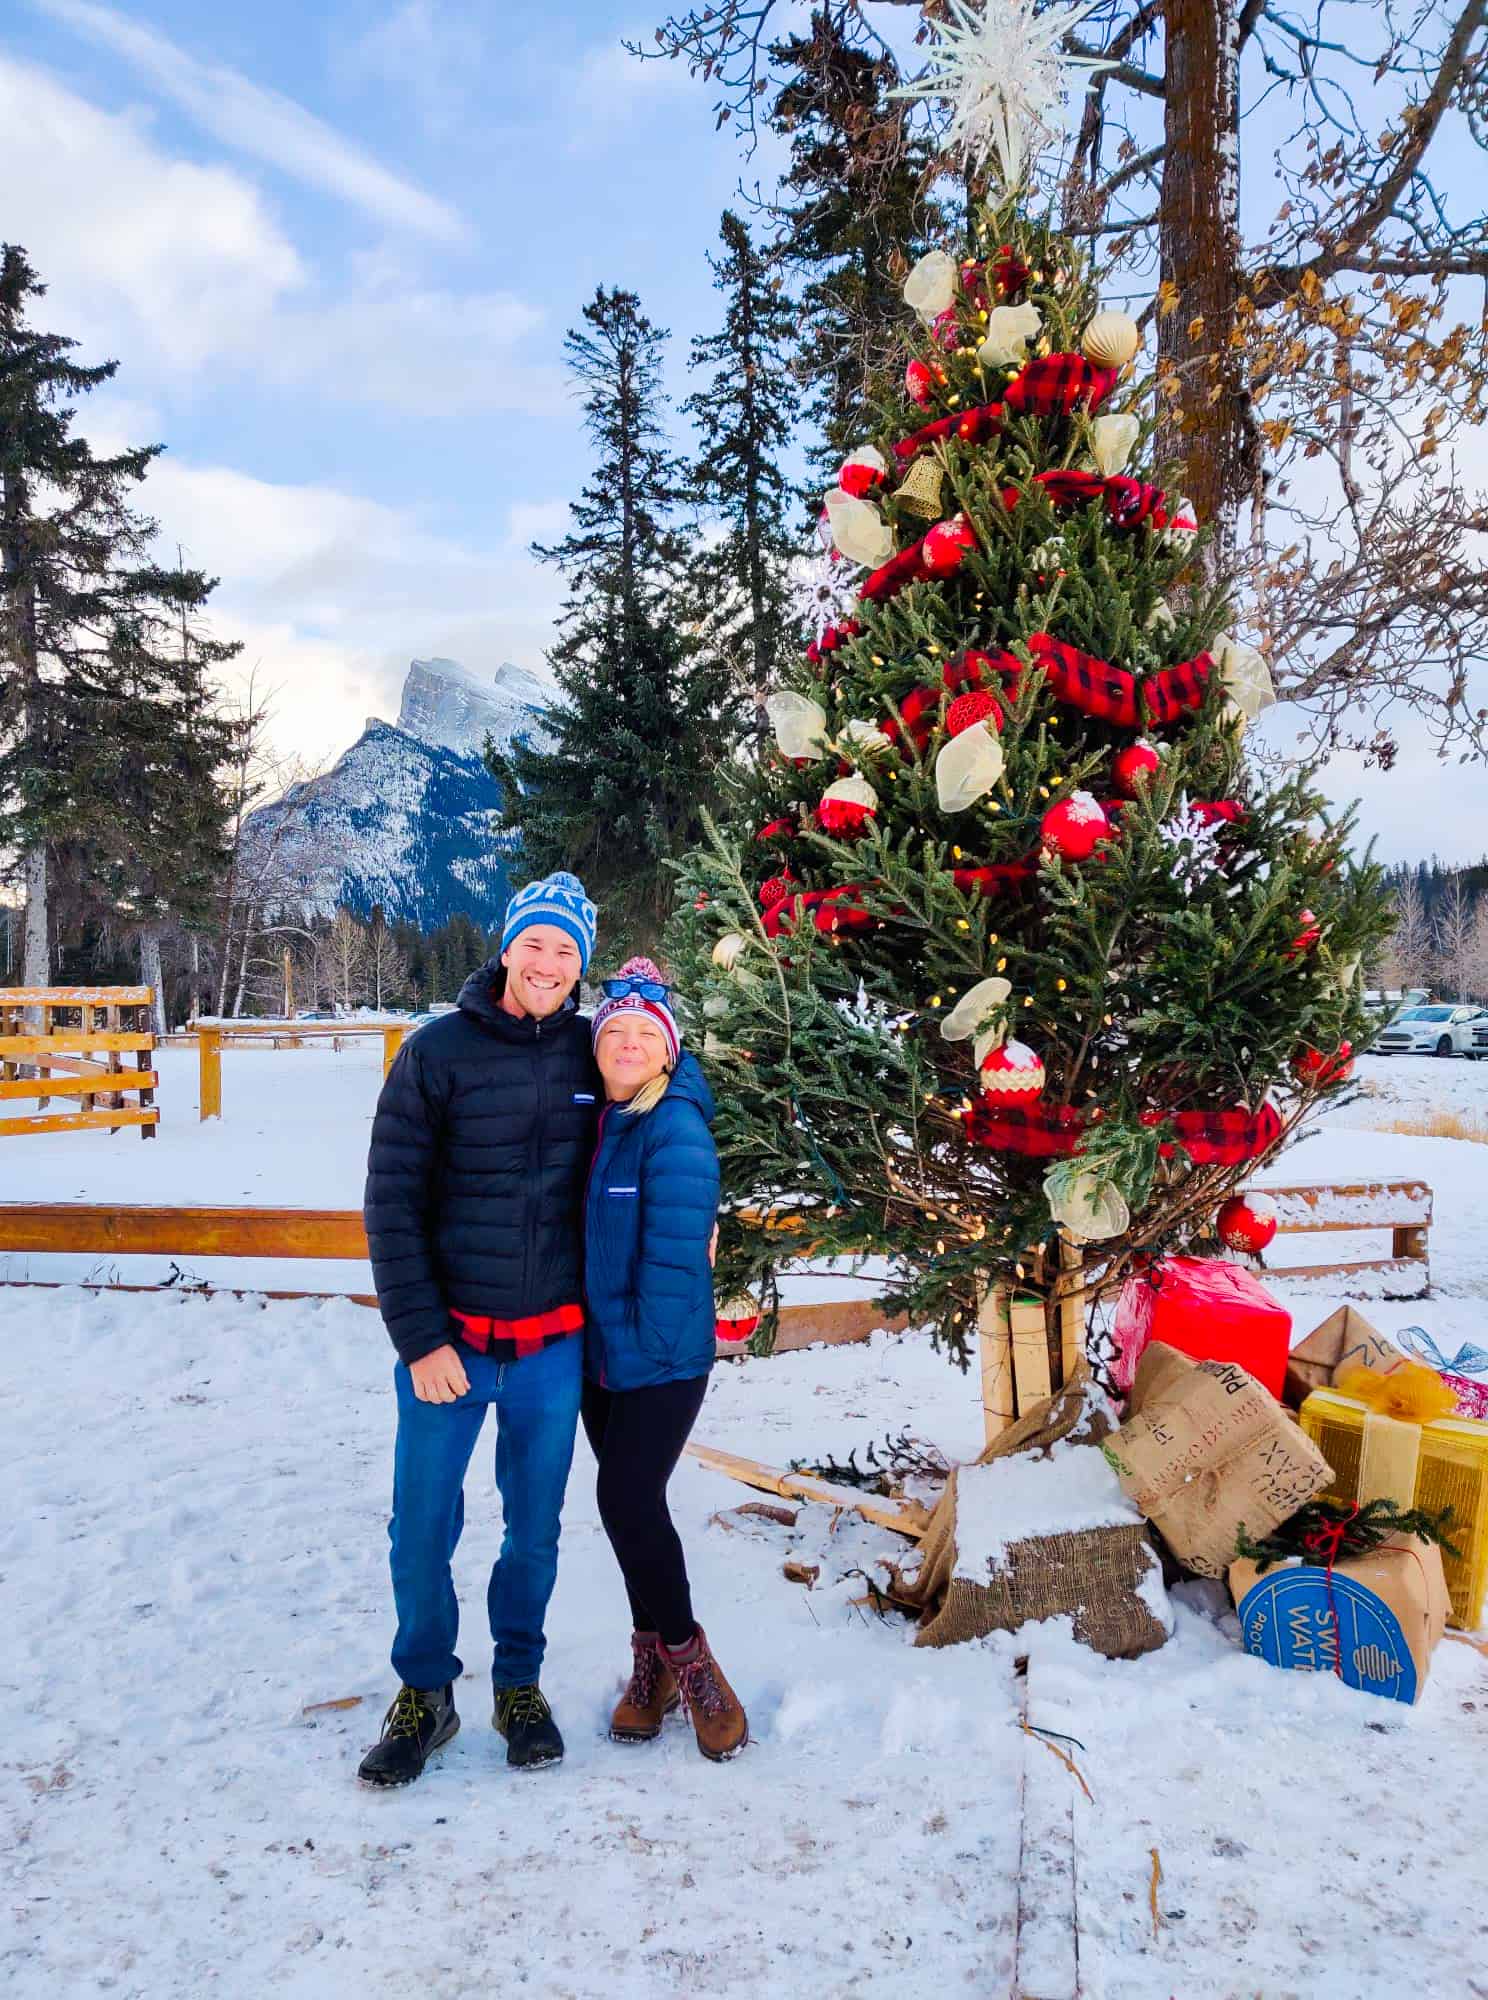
{"left": 501, "top": 1684, "right": 551, "bottom": 1730}
{"left": 675, "top": 1654, "right": 728, "bottom": 1720}
{"left": 386, "top": 1685, "right": 435, "bottom": 1740}
{"left": 626, "top": 1638, "right": 664, "bottom": 1706}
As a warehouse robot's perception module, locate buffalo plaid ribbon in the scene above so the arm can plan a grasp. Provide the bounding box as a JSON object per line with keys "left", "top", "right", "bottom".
{"left": 953, "top": 859, "right": 1038, "bottom": 896}
{"left": 1142, "top": 650, "right": 1213, "bottom": 726}
{"left": 762, "top": 885, "right": 878, "bottom": 939}
{"left": 1004, "top": 355, "right": 1119, "bottom": 416}
{"left": 1027, "top": 633, "right": 1141, "bottom": 728}
{"left": 805, "top": 617, "right": 861, "bottom": 665}
{"left": 967, "top": 1099, "right": 1282, "bottom": 1163}
{"left": 892, "top": 403, "right": 1006, "bottom": 465}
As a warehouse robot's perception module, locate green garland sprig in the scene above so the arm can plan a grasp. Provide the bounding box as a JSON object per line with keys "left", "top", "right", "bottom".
{"left": 1235, "top": 1498, "right": 1461, "bottom": 1573}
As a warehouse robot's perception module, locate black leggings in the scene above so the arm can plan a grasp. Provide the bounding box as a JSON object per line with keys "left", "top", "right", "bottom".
{"left": 580, "top": 1374, "right": 710, "bottom": 1648}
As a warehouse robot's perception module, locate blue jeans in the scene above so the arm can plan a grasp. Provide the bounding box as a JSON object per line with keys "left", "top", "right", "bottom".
{"left": 388, "top": 1336, "right": 582, "bottom": 1692}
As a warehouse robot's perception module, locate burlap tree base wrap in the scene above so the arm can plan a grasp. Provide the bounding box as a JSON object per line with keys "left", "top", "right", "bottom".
{"left": 904, "top": 1366, "right": 1170, "bottom": 1659}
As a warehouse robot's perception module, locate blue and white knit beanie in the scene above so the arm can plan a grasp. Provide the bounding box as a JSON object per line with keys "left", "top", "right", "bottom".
{"left": 500, "top": 870, "right": 597, "bottom": 972}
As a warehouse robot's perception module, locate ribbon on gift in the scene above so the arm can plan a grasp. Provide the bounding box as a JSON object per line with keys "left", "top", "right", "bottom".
{"left": 1335, "top": 1362, "right": 1460, "bottom": 1508}
{"left": 1398, "top": 1326, "right": 1488, "bottom": 1380}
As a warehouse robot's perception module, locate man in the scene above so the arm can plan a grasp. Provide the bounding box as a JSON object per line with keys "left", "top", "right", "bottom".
{"left": 358, "top": 870, "right": 599, "bottom": 1787}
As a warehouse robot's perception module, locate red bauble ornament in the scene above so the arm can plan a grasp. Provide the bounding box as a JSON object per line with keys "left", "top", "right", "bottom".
{"left": 946, "top": 689, "right": 1003, "bottom": 737}
{"left": 817, "top": 797, "right": 874, "bottom": 837}
{"left": 905, "top": 358, "right": 936, "bottom": 408}
{"left": 932, "top": 306, "right": 961, "bottom": 352}
{"left": 693, "top": 891, "right": 709, "bottom": 910}
{"left": 1111, "top": 741, "right": 1161, "bottom": 798}
{"left": 1216, "top": 1192, "right": 1279, "bottom": 1254}
{"left": 979, "top": 1038, "right": 1046, "bottom": 1100}
{"left": 1288, "top": 908, "right": 1322, "bottom": 958}
{"left": 759, "top": 872, "right": 794, "bottom": 910}
{"left": 1040, "top": 791, "right": 1112, "bottom": 863}
{"left": 921, "top": 514, "right": 977, "bottom": 576}
{"left": 838, "top": 459, "right": 882, "bottom": 499}
{"left": 1292, "top": 1039, "right": 1354, "bottom": 1087}
{"left": 756, "top": 816, "right": 797, "bottom": 843}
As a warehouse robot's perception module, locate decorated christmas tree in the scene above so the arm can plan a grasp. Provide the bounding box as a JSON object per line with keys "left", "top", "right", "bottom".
{"left": 669, "top": 3, "right": 1393, "bottom": 1387}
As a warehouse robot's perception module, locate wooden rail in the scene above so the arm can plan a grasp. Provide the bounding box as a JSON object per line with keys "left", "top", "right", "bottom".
{"left": 1262, "top": 1179, "right": 1431, "bottom": 1297}
{"left": 0, "top": 987, "right": 158, "bottom": 1139}
{"left": 188, "top": 1020, "right": 411, "bottom": 1120}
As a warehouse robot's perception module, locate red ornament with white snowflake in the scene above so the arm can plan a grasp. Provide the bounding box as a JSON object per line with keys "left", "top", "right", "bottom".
{"left": 1111, "top": 741, "right": 1161, "bottom": 797}
{"left": 905, "top": 358, "right": 936, "bottom": 407}
{"left": 1216, "top": 1192, "right": 1279, "bottom": 1253}
{"left": 1040, "top": 791, "right": 1112, "bottom": 863}
{"left": 1292, "top": 1039, "right": 1353, "bottom": 1087}
{"left": 979, "top": 1038, "right": 1046, "bottom": 1100}
{"left": 921, "top": 514, "right": 977, "bottom": 576}
{"left": 946, "top": 689, "right": 1003, "bottom": 737}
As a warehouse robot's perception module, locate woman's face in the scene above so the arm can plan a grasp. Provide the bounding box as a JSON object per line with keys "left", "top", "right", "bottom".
{"left": 596, "top": 1013, "right": 670, "bottom": 1101}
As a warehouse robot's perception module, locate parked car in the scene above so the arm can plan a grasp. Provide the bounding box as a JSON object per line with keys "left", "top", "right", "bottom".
{"left": 1373, "top": 1004, "right": 1487, "bottom": 1058}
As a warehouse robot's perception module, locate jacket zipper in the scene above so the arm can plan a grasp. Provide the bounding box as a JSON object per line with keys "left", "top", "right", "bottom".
{"left": 522, "top": 1018, "right": 544, "bottom": 1314}
{"left": 586, "top": 1101, "right": 612, "bottom": 1385}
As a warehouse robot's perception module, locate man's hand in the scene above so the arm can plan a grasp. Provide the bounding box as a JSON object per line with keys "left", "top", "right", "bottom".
{"left": 409, "top": 1343, "right": 470, "bottom": 1404}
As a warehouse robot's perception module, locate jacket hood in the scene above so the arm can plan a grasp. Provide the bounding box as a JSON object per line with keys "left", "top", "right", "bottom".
{"left": 457, "top": 958, "right": 579, "bottom": 1036}
{"left": 665, "top": 1049, "right": 716, "bottom": 1125}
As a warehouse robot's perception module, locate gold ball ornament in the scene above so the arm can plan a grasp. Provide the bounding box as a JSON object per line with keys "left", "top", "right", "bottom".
{"left": 1081, "top": 310, "right": 1141, "bottom": 370}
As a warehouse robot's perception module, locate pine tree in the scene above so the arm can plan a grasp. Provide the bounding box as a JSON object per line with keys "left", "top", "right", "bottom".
{"left": 489, "top": 286, "right": 735, "bottom": 958}
{"left": 669, "top": 200, "right": 1393, "bottom": 1370}
{"left": 684, "top": 212, "right": 801, "bottom": 735}
{"left": 0, "top": 246, "right": 240, "bottom": 991}
{"left": 766, "top": 15, "right": 949, "bottom": 498}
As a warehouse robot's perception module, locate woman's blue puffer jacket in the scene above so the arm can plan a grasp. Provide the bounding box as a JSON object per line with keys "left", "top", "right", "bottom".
{"left": 584, "top": 1051, "right": 720, "bottom": 1391}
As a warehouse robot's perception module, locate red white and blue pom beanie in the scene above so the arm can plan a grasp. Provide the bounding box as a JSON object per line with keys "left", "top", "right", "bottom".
{"left": 591, "top": 956, "right": 681, "bottom": 1069}
{"left": 500, "top": 870, "right": 597, "bottom": 973}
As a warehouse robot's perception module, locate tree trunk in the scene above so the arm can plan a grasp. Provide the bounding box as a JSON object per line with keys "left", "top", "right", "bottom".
{"left": 21, "top": 842, "right": 49, "bottom": 986}
{"left": 138, "top": 929, "right": 167, "bottom": 1036}
{"left": 1158, "top": 0, "right": 1245, "bottom": 571}
{"left": 232, "top": 917, "right": 253, "bottom": 1018}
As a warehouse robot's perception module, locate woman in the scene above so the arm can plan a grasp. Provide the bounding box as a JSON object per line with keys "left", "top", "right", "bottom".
{"left": 583, "top": 956, "right": 747, "bottom": 1761}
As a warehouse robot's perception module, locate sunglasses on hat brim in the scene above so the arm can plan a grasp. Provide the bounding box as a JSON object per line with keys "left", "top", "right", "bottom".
{"left": 601, "top": 976, "right": 671, "bottom": 1003}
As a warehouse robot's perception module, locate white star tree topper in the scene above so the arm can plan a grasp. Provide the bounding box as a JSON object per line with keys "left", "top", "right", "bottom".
{"left": 894, "top": 0, "right": 1112, "bottom": 188}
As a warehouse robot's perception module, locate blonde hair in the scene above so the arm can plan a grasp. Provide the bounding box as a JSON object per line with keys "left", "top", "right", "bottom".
{"left": 620, "top": 1068, "right": 672, "bottom": 1117}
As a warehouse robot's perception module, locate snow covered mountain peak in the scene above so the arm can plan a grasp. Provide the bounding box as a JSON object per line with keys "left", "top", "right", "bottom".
{"left": 396, "top": 655, "right": 549, "bottom": 760}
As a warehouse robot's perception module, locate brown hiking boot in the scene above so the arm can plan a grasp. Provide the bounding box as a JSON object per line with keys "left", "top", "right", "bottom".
{"left": 665, "top": 1627, "right": 747, "bottom": 1761}
{"left": 609, "top": 1632, "right": 680, "bottom": 1743}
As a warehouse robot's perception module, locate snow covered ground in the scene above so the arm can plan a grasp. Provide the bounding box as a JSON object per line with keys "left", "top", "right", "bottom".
{"left": 3, "top": 1047, "right": 1488, "bottom": 1997}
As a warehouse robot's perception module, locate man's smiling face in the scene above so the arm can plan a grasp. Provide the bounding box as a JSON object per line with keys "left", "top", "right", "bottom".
{"left": 501, "top": 925, "right": 582, "bottom": 1020}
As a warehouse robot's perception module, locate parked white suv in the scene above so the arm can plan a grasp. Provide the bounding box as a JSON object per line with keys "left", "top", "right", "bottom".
{"left": 1374, "top": 1004, "right": 1487, "bottom": 1058}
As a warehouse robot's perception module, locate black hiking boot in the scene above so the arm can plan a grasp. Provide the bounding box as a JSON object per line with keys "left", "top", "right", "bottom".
{"left": 492, "top": 1683, "right": 564, "bottom": 1769}
{"left": 358, "top": 1683, "right": 459, "bottom": 1788}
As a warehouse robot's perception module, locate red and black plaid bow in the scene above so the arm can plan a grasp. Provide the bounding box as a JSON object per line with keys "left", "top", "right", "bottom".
{"left": 1141, "top": 651, "right": 1212, "bottom": 726}
{"left": 1146, "top": 1102, "right": 1284, "bottom": 1163}
{"left": 966, "top": 1101, "right": 1086, "bottom": 1154}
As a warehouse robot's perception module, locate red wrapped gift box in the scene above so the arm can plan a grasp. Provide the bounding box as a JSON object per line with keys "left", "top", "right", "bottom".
{"left": 1112, "top": 1257, "right": 1293, "bottom": 1401}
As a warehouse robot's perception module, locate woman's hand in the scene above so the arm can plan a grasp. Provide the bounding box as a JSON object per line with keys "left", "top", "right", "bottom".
{"left": 708, "top": 1223, "right": 719, "bottom": 1269}
{"left": 409, "top": 1343, "right": 470, "bottom": 1403}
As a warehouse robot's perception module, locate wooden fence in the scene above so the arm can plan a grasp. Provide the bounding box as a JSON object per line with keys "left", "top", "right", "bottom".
{"left": 189, "top": 1020, "right": 411, "bottom": 1120}
{"left": 0, "top": 987, "right": 157, "bottom": 1139}
{"left": 1261, "top": 1179, "right": 1431, "bottom": 1297}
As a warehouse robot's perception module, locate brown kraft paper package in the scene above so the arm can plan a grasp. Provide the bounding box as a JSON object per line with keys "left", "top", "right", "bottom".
{"left": 1282, "top": 1304, "right": 1405, "bottom": 1410}
{"left": 1103, "top": 1343, "right": 1334, "bottom": 1578}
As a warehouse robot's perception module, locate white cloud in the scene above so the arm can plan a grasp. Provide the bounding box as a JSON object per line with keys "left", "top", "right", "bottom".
{"left": 346, "top": 1, "right": 485, "bottom": 137}
{"left": 565, "top": 31, "right": 695, "bottom": 150}
{"left": 34, "top": 0, "right": 468, "bottom": 244}
{"left": 0, "top": 54, "right": 303, "bottom": 373}
{"left": 0, "top": 55, "right": 558, "bottom": 412}
{"left": 133, "top": 453, "right": 564, "bottom": 765}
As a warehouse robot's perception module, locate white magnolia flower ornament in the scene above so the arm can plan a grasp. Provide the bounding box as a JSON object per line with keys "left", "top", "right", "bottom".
{"left": 977, "top": 301, "right": 1042, "bottom": 367}
{"left": 823, "top": 488, "right": 895, "bottom": 569}
{"left": 940, "top": 975, "right": 1013, "bottom": 1043}
{"left": 1045, "top": 1166, "right": 1130, "bottom": 1242}
{"left": 1212, "top": 632, "right": 1277, "bottom": 720}
{"left": 903, "top": 250, "right": 960, "bottom": 321}
{"left": 1088, "top": 413, "right": 1140, "bottom": 476}
{"left": 841, "top": 717, "right": 891, "bottom": 755}
{"left": 711, "top": 933, "right": 749, "bottom": 973}
{"left": 765, "top": 691, "right": 830, "bottom": 762}
{"left": 935, "top": 720, "right": 1006, "bottom": 812}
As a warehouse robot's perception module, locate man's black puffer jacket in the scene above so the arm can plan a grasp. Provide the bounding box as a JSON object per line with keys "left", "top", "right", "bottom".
{"left": 364, "top": 961, "right": 600, "bottom": 1366}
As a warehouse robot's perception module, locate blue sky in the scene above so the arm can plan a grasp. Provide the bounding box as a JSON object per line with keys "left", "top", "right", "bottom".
{"left": 1, "top": 0, "right": 773, "bottom": 758}
{"left": 1, "top": 0, "right": 1482, "bottom": 863}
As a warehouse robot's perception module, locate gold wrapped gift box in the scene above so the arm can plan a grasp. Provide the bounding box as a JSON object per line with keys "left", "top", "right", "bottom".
{"left": 1298, "top": 1387, "right": 1488, "bottom": 1630}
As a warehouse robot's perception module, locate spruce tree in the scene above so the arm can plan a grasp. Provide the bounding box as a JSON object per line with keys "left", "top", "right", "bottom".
{"left": 683, "top": 212, "right": 800, "bottom": 735}
{"left": 0, "top": 245, "right": 240, "bottom": 989}
{"left": 767, "top": 16, "right": 949, "bottom": 498}
{"left": 670, "top": 200, "right": 1394, "bottom": 1372}
{"left": 489, "top": 286, "right": 734, "bottom": 958}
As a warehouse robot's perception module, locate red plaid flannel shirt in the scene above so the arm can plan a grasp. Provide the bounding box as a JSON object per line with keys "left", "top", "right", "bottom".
{"left": 450, "top": 1302, "right": 584, "bottom": 1361}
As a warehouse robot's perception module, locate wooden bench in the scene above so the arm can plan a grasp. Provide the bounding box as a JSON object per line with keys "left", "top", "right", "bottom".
{"left": 1262, "top": 1179, "right": 1432, "bottom": 1297}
